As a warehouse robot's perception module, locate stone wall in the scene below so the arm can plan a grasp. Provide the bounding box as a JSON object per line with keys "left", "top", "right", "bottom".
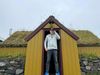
{"left": 80, "top": 56, "right": 100, "bottom": 75}
{"left": 0, "top": 55, "right": 100, "bottom": 75}
{"left": 0, "top": 56, "right": 25, "bottom": 75}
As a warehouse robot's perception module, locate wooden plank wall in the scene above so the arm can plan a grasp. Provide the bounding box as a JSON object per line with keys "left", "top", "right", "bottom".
{"left": 61, "top": 30, "right": 81, "bottom": 75}
{"left": 24, "top": 30, "right": 43, "bottom": 75}
{"left": 0, "top": 47, "right": 26, "bottom": 57}
{"left": 78, "top": 47, "right": 100, "bottom": 56}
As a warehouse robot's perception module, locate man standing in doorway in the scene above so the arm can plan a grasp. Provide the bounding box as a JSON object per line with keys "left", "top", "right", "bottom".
{"left": 44, "top": 28, "right": 60, "bottom": 75}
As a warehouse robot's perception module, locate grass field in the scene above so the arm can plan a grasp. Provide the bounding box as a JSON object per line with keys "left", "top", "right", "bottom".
{"left": 86, "top": 71, "right": 100, "bottom": 75}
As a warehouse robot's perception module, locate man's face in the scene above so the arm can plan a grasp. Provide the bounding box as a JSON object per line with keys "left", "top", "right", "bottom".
{"left": 50, "top": 30, "right": 54, "bottom": 35}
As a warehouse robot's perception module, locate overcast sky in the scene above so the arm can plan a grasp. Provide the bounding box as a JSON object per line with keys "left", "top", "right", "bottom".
{"left": 0, "top": 0, "right": 100, "bottom": 40}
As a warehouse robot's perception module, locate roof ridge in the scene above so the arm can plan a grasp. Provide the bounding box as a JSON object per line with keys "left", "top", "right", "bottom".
{"left": 25, "top": 16, "right": 79, "bottom": 41}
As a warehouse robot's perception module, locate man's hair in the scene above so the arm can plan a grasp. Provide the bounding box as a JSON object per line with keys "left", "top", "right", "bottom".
{"left": 50, "top": 28, "right": 54, "bottom": 31}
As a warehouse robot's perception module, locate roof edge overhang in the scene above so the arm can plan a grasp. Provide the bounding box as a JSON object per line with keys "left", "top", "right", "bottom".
{"left": 25, "top": 16, "right": 79, "bottom": 41}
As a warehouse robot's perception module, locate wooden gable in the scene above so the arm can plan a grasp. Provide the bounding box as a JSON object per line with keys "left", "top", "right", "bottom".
{"left": 25, "top": 16, "right": 79, "bottom": 41}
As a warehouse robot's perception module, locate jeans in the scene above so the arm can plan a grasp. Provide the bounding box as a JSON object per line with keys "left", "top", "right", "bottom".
{"left": 46, "top": 49, "right": 59, "bottom": 73}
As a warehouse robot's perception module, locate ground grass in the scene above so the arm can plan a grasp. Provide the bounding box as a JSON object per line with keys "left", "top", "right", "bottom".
{"left": 79, "top": 53, "right": 98, "bottom": 59}
{"left": 86, "top": 71, "right": 100, "bottom": 75}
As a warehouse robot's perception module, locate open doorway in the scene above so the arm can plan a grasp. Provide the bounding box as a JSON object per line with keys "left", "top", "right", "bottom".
{"left": 43, "top": 29, "right": 61, "bottom": 75}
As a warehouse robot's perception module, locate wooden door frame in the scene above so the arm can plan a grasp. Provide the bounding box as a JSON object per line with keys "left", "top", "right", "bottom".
{"left": 41, "top": 28, "right": 63, "bottom": 75}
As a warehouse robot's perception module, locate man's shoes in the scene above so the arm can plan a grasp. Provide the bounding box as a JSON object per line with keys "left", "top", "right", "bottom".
{"left": 44, "top": 72, "right": 49, "bottom": 75}
{"left": 56, "top": 72, "right": 60, "bottom": 75}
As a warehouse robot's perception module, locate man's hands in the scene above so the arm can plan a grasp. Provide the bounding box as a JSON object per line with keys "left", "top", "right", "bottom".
{"left": 45, "top": 48, "right": 48, "bottom": 51}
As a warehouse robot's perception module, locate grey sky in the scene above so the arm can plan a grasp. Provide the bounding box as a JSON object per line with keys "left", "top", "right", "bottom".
{"left": 0, "top": 0, "right": 100, "bottom": 40}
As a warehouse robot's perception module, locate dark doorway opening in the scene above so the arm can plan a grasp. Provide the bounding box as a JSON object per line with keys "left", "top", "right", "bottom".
{"left": 43, "top": 29, "right": 61, "bottom": 75}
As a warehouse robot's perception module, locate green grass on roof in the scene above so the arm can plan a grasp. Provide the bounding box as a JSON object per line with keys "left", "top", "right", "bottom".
{"left": 1, "top": 30, "right": 100, "bottom": 47}
{"left": 72, "top": 30, "right": 100, "bottom": 45}
{"left": 3, "top": 31, "right": 32, "bottom": 45}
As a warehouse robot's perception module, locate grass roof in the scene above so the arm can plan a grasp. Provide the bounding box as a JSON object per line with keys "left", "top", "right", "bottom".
{"left": 0, "top": 30, "right": 100, "bottom": 47}
{"left": 72, "top": 30, "right": 100, "bottom": 46}
{"left": 0, "top": 31, "right": 32, "bottom": 47}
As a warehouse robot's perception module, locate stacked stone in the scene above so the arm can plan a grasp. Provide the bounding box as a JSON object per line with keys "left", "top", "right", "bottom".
{"left": 0, "top": 56, "right": 25, "bottom": 75}
{"left": 80, "top": 56, "right": 100, "bottom": 75}
{"left": 0, "top": 56, "right": 100, "bottom": 75}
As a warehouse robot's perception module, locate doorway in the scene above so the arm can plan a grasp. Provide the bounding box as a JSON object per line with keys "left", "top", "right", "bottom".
{"left": 42, "top": 29, "right": 62, "bottom": 75}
